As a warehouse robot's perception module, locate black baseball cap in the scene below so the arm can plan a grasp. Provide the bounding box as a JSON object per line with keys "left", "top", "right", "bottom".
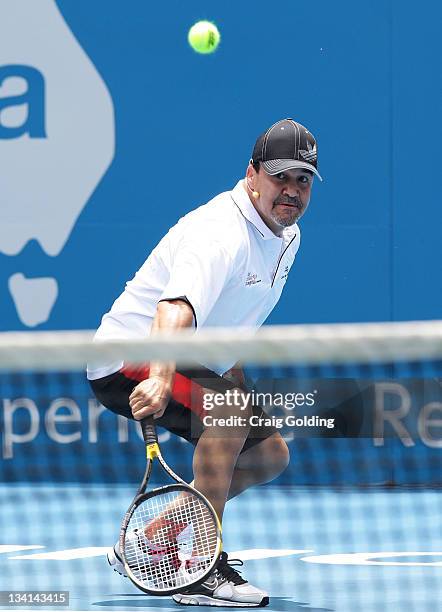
{"left": 251, "top": 118, "right": 322, "bottom": 181}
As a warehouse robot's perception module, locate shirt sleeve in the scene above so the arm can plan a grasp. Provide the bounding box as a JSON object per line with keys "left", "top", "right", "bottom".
{"left": 158, "top": 239, "right": 234, "bottom": 327}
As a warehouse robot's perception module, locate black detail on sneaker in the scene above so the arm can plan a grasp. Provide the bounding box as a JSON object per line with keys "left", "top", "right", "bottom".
{"left": 180, "top": 552, "right": 248, "bottom": 596}
{"left": 172, "top": 550, "right": 270, "bottom": 607}
{"left": 260, "top": 597, "right": 270, "bottom": 606}
{"left": 216, "top": 552, "right": 247, "bottom": 586}
{"left": 173, "top": 593, "right": 270, "bottom": 608}
{"left": 133, "top": 528, "right": 149, "bottom": 554}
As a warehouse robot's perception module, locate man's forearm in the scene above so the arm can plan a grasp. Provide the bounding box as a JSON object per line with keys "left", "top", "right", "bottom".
{"left": 148, "top": 299, "right": 195, "bottom": 383}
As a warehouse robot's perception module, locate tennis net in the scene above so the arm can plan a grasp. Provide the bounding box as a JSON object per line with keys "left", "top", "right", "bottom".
{"left": 1, "top": 321, "right": 441, "bottom": 610}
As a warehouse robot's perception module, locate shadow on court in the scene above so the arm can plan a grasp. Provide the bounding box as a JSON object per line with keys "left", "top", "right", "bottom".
{"left": 93, "top": 595, "right": 333, "bottom": 610}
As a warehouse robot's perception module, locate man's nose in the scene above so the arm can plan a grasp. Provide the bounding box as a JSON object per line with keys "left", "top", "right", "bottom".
{"left": 282, "top": 182, "right": 299, "bottom": 199}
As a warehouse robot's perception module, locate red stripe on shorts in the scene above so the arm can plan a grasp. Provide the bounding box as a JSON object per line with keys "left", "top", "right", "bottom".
{"left": 120, "top": 364, "right": 207, "bottom": 419}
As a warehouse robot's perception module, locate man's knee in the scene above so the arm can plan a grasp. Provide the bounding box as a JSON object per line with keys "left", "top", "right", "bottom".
{"left": 237, "top": 433, "right": 290, "bottom": 475}
{"left": 265, "top": 434, "right": 290, "bottom": 474}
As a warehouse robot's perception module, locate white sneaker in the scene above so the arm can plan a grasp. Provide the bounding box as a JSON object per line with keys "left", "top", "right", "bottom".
{"left": 107, "top": 539, "right": 128, "bottom": 577}
{"left": 107, "top": 528, "right": 197, "bottom": 583}
{"left": 107, "top": 529, "right": 155, "bottom": 578}
{"left": 172, "top": 552, "right": 269, "bottom": 607}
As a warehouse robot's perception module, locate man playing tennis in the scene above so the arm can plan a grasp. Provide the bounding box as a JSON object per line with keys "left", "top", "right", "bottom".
{"left": 87, "top": 118, "right": 321, "bottom": 607}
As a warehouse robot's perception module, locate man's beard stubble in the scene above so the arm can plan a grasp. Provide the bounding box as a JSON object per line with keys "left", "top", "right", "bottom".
{"left": 271, "top": 196, "right": 302, "bottom": 227}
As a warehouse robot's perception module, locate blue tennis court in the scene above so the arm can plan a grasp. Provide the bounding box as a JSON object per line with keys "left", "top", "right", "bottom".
{"left": 2, "top": 483, "right": 441, "bottom": 611}
{"left": 1, "top": 1, "right": 442, "bottom": 609}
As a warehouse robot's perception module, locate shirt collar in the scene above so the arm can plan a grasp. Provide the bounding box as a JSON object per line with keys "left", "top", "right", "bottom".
{"left": 230, "top": 180, "right": 281, "bottom": 241}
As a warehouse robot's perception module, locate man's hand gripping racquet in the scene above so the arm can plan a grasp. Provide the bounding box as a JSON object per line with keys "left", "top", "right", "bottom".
{"left": 119, "top": 416, "right": 222, "bottom": 595}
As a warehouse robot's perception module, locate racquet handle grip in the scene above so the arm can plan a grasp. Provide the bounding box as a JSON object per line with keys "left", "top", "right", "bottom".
{"left": 141, "top": 417, "right": 158, "bottom": 445}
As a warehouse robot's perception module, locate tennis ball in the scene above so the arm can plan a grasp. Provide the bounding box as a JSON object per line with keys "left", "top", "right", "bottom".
{"left": 188, "top": 21, "right": 220, "bottom": 54}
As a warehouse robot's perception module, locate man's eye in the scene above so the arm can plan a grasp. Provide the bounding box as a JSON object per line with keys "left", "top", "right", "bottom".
{"left": 299, "top": 175, "right": 311, "bottom": 184}
{"left": 276, "top": 173, "right": 286, "bottom": 181}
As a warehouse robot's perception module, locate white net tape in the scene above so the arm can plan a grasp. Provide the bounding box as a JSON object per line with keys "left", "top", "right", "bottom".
{"left": 1, "top": 320, "right": 442, "bottom": 370}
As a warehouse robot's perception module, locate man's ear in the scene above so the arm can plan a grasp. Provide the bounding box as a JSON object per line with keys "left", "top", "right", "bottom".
{"left": 246, "top": 162, "right": 256, "bottom": 181}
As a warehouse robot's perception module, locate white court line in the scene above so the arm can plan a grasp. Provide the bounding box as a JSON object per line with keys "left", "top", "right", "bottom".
{"left": 230, "top": 549, "right": 313, "bottom": 560}
{"left": 301, "top": 551, "right": 442, "bottom": 567}
{"left": 10, "top": 547, "right": 110, "bottom": 560}
{"left": 0, "top": 545, "right": 44, "bottom": 554}
{"left": 9, "top": 546, "right": 442, "bottom": 566}
{"left": 9, "top": 546, "right": 310, "bottom": 561}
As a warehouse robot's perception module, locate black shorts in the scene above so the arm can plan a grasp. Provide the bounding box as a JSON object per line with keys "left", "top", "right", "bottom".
{"left": 89, "top": 363, "right": 278, "bottom": 454}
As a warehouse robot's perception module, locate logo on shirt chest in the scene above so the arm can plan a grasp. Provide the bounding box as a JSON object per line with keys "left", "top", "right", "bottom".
{"left": 280, "top": 265, "right": 290, "bottom": 281}
{"left": 245, "top": 272, "right": 262, "bottom": 286}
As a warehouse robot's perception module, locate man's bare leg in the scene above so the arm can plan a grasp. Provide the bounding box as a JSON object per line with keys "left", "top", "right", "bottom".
{"left": 226, "top": 432, "right": 290, "bottom": 499}
{"left": 191, "top": 432, "right": 289, "bottom": 504}
{"left": 192, "top": 388, "right": 252, "bottom": 521}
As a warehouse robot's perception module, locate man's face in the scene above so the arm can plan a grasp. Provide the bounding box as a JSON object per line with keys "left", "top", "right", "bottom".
{"left": 246, "top": 164, "right": 314, "bottom": 235}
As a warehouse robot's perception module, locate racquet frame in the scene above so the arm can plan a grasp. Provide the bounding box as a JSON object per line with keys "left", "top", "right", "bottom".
{"left": 119, "top": 416, "right": 222, "bottom": 595}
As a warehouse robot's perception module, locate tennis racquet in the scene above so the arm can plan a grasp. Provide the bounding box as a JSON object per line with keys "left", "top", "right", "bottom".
{"left": 119, "top": 416, "right": 222, "bottom": 595}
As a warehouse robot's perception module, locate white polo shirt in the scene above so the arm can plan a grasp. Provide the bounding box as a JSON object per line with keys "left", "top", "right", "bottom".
{"left": 87, "top": 180, "right": 300, "bottom": 379}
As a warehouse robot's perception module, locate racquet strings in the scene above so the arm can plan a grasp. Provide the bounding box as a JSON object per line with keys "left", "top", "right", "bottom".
{"left": 124, "top": 489, "right": 219, "bottom": 591}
